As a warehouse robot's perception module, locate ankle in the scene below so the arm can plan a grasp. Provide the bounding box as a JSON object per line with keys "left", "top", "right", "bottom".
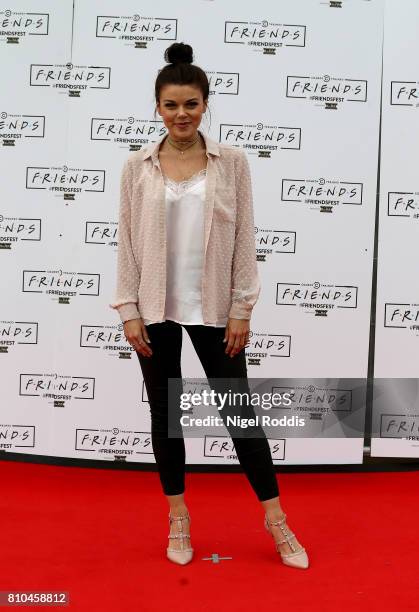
{"left": 266, "top": 510, "right": 286, "bottom": 522}
{"left": 169, "top": 505, "right": 189, "bottom": 518}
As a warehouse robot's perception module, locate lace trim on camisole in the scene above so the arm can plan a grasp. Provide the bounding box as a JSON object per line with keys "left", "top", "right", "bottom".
{"left": 163, "top": 168, "right": 207, "bottom": 195}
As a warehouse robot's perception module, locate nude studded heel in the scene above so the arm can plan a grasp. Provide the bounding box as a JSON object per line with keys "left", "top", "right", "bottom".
{"left": 167, "top": 512, "right": 194, "bottom": 565}
{"left": 264, "top": 512, "right": 309, "bottom": 569}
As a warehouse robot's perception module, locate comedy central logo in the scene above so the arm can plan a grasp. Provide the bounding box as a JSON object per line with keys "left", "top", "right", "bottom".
{"left": 287, "top": 75, "right": 367, "bottom": 109}
{"left": 276, "top": 281, "right": 358, "bottom": 316}
{"left": 30, "top": 63, "right": 110, "bottom": 97}
{"left": 388, "top": 191, "right": 419, "bottom": 218}
{"left": 76, "top": 427, "right": 152, "bottom": 456}
{"left": 391, "top": 81, "right": 419, "bottom": 106}
{"left": 246, "top": 330, "right": 291, "bottom": 367}
{"left": 26, "top": 165, "right": 105, "bottom": 200}
{"left": 281, "top": 178, "right": 363, "bottom": 213}
{"left": 224, "top": 20, "right": 306, "bottom": 55}
{"left": 96, "top": 14, "right": 176, "bottom": 48}
{"left": 255, "top": 227, "right": 296, "bottom": 262}
{"left": 20, "top": 373, "right": 95, "bottom": 406}
{"left": 91, "top": 118, "right": 166, "bottom": 151}
{"left": 0, "top": 112, "right": 45, "bottom": 146}
{"left": 80, "top": 322, "right": 133, "bottom": 356}
{"left": 0, "top": 214, "right": 41, "bottom": 251}
{"left": 385, "top": 303, "right": 419, "bottom": 335}
{"left": 220, "top": 123, "right": 301, "bottom": 157}
{"left": 22, "top": 269, "right": 100, "bottom": 303}
{"left": 0, "top": 424, "right": 35, "bottom": 448}
{"left": 0, "top": 320, "right": 38, "bottom": 354}
{"left": 0, "top": 9, "right": 48, "bottom": 44}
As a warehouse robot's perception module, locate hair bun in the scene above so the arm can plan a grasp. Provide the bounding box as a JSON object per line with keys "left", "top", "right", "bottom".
{"left": 164, "top": 42, "right": 193, "bottom": 65}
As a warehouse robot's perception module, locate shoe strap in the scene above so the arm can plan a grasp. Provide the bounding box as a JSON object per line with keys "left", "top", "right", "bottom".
{"left": 265, "top": 514, "right": 300, "bottom": 553}
{"left": 168, "top": 513, "right": 191, "bottom": 551}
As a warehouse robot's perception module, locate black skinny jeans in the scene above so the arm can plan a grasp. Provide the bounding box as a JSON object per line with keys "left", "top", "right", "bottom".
{"left": 136, "top": 320, "right": 279, "bottom": 502}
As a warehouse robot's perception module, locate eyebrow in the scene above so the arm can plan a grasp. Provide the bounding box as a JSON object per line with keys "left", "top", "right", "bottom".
{"left": 162, "top": 98, "right": 199, "bottom": 102}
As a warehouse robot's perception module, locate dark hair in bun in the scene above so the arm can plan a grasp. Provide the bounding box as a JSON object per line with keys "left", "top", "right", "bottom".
{"left": 164, "top": 42, "right": 193, "bottom": 65}
{"left": 155, "top": 42, "right": 210, "bottom": 105}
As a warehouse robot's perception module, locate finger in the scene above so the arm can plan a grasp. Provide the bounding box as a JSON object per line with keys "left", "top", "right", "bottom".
{"left": 225, "top": 332, "right": 236, "bottom": 355}
{"left": 230, "top": 333, "right": 244, "bottom": 357}
{"left": 138, "top": 336, "right": 153, "bottom": 356}
{"left": 130, "top": 335, "right": 152, "bottom": 356}
{"left": 141, "top": 323, "right": 151, "bottom": 344}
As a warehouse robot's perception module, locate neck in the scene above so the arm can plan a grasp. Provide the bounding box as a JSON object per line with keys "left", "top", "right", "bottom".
{"left": 167, "top": 129, "right": 200, "bottom": 145}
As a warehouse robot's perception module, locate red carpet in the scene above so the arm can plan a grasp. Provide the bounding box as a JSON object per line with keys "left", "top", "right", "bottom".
{"left": 1, "top": 459, "right": 417, "bottom": 611}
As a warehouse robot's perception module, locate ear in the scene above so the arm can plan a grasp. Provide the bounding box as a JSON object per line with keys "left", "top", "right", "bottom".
{"left": 156, "top": 103, "right": 161, "bottom": 118}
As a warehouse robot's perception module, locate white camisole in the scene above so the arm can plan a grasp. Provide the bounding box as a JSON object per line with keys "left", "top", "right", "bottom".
{"left": 142, "top": 169, "right": 227, "bottom": 327}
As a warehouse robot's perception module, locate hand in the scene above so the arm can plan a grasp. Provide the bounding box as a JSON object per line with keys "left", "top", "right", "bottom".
{"left": 123, "top": 318, "right": 153, "bottom": 357}
{"left": 223, "top": 318, "right": 250, "bottom": 358}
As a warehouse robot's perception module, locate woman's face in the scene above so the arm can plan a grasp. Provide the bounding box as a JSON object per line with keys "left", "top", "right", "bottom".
{"left": 156, "top": 83, "right": 207, "bottom": 141}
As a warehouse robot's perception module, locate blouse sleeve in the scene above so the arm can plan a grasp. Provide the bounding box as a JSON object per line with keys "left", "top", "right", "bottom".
{"left": 109, "top": 156, "right": 142, "bottom": 323}
{"left": 228, "top": 150, "right": 261, "bottom": 320}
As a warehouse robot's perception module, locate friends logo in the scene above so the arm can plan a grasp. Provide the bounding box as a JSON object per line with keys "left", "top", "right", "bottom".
{"left": 391, "top": 82, "right": 419, "bottom": 106}
{"left": 287, "top": 75, "right": 367, "bottom": 109}
{"left": 22, "top": 269, "right": 100, "bottom": 302}
{"left": 204, "top": 435, "right": 285, "bottom": 461}
{"left": 245, "top": 330, "right": 291, "bottom": 367}
{"left": 96, "top": 14, "right": 176, "bottom": 48}
{"left": 379, "top": 414, "right": 419, "bottom": 439}
{"left": 276, "top": 281, "right": 358, "bottom": 316}
{"left": 255, "top": 227, "right": 296, "bottom": 262}
{"left": 220, "top": 123, "right": 301, "bottom": 157}
{"left": 0, "top": 320, "right": 38, "bottom": 353}
{"left": 0, "top": 9, "right": 48, "bottom": 44}
{"left": 385, "top": 303, "right": 419, "bottom": 334}
{"left": 207, "top": 72, "right": 239, "bottom": 95}
{"left": 20, "top": 372, "right": 95, "bottom": 406}
{"left": 0, "top": 215, "right": 41, "bottom": 250}
{"left": 80, "top": 323, "right": 133, "bottom": 356}
{"left": 388, "top": 191, "right": 419, "bottom": 218}
{"left": 0, "top": 112, "right": 45, "bottom": 146}
{"left": 76, "top": 427, "right": 152, "bottom": 457}
{"left": 272, "top": 384, "right": 352, "bottom": 416}
{"left": 30, "top": 63, "right": 110, "bottom": 97}
{"left": 91, "top": 118, "right": 166, "bottom": 151}
{"left": 224, "top": 20, "right": 305, "bottom": 55}
{"left": 281, "top": 178, "right": 363, "bottom": 213}
{"left": 0, "top": 424, "right": 35, "bottom": 449}
{"left": 26, "top": 165, "right": 105, "bottom": 200}
{"left": 85, "top": 221, "right": 117, "bottom": 247}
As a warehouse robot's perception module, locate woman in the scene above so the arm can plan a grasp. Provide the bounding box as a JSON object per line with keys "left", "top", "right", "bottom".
{"left": 110, "top": 42, "right": 309, "bottom": 569}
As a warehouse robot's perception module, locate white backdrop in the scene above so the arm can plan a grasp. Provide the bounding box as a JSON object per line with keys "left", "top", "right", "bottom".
{"left": 0, "top": 0, "right": 401, "bottom": 466}
{"left": 371, "top": 0, "right": 419, "bottom": 458}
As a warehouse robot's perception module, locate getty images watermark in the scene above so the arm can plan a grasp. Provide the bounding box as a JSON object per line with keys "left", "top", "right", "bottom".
{"left": 167, "top": 377, "right": 368, "bottom": 439}
{"left": 178, "top": 388, "right": 305, "bottom": 429}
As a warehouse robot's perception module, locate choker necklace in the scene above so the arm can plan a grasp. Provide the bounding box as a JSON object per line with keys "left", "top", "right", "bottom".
{"left": 167, "top": 134, "right": 200, "bottom": 157}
